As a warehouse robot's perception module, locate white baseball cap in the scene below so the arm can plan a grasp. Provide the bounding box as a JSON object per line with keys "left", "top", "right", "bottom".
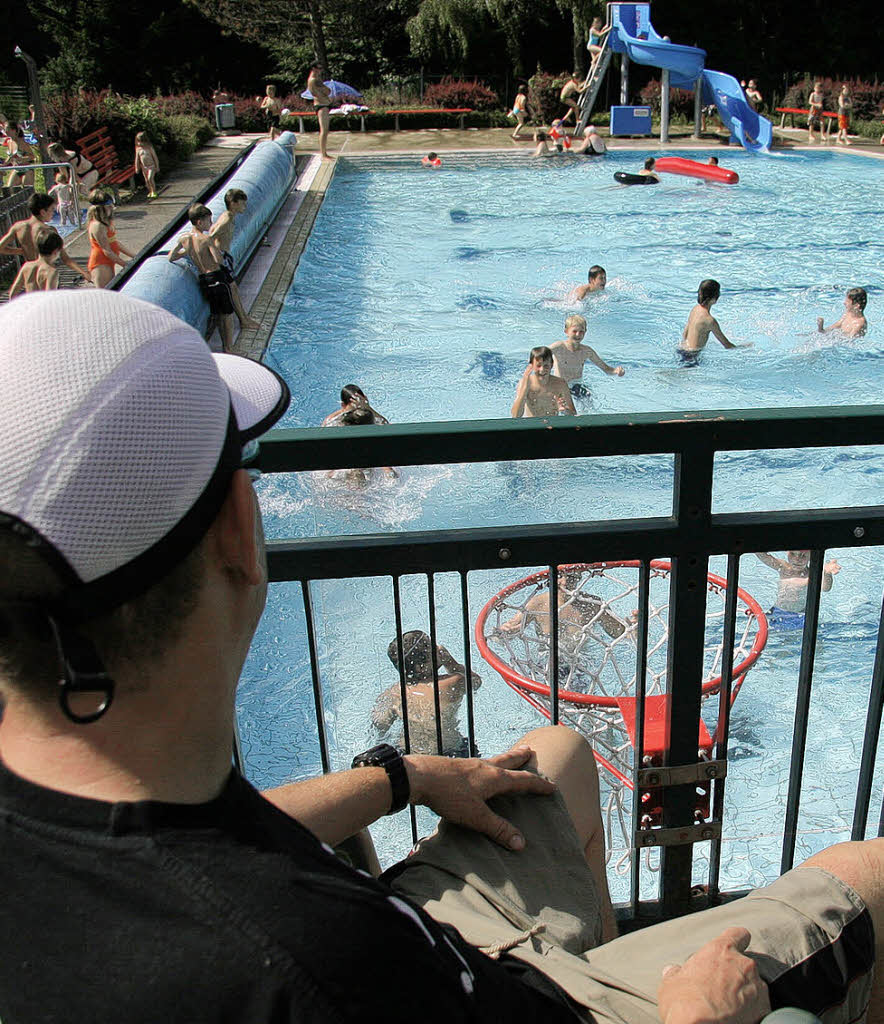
{"left": 0, "top": 289, "right": 290, "bottom": 622}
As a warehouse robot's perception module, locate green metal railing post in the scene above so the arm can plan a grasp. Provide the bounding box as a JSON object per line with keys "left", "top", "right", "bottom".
{"left": 661, "top": 447, "right": 714, "bottom": 917}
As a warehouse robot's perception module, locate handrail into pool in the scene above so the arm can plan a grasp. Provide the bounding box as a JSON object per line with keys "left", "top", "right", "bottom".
{"left": 249, "top": 404, "right": 884, "bottom": 927}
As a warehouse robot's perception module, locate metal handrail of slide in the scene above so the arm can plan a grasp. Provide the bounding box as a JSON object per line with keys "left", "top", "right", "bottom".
{"left": 250, "top": 405, "right": 884, "bottom": 926}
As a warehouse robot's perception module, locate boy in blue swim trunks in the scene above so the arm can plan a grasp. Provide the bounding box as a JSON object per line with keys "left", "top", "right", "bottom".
{"left": 756, "top": 550, "right": 841, "bottom": 623}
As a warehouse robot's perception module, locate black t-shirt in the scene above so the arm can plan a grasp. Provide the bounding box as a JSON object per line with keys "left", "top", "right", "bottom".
{"left": 0, "top": 763, "right": 580, "bottom": 1023}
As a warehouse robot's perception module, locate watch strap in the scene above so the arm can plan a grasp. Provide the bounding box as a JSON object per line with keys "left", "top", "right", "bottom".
{"left": 351, "top": 743, "right": 410, "bottom": 814}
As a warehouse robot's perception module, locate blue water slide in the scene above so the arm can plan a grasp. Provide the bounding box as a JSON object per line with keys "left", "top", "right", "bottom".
{"left": 700, "top": 70, "right": 773, "bottom": 152}
{"left": 608, "top": 3, "right": 706, "bottom": 88}
{"left": 606, "top": 3, "right": 772, "bottom": 153}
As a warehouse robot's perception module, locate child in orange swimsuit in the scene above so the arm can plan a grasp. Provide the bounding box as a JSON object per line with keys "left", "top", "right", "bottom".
{"left": 86, "top": 190, "right": 133, "bottom": 288}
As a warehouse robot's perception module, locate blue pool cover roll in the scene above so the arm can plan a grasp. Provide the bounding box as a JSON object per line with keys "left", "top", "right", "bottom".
{"left": 122, "top": 132, "right": 297, "bottom": 332}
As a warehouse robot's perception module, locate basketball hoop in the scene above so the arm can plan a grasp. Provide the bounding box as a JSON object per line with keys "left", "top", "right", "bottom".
{"left": 475, "top": 561, "right": 768, "bottom": 867}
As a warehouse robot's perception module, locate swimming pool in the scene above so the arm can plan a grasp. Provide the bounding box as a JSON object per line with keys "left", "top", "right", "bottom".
{"left": 239, "top": 148, "right": 884, "bottom": 896}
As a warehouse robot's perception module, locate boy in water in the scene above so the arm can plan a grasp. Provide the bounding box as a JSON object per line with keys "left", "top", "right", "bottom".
{"left": 209, "top": 188, "right": 261, "bottom": 331}
{"left": 817, "top": 287, "right": 867, "bottom": 339}
{"left": 678, "top": 279, "right": 751, "bottom": 363}
{"left": 8, "top": 230, "right": 63, "bottom": 297}
{"left": 0, "top": 193, "right": 91, "bottom": 285}
{"left": 169, "top": 203, "right": 235, "bottom": 353}
{"left": 550, "top": 314, "right": 624, "bottom": 398}
{"left": 371, "top": 631, "right": 482, "bottom": 757}
{"left": 511, "top": 346, "right": 576, "bottom": 417}
{"left": 756, "top": 551, "right": 840, "bottom": 615}
{"left": 639, "top": 156, "right": 659, "bottom": 181}
{"left": 571, "top": 265, "right": 607, "bottom": 301}
{"left": 807, "top": 81, "right": 824, "bottom": 143}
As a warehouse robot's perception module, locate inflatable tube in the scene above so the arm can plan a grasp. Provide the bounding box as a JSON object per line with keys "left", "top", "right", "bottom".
{"left": 121, "top": 132, "right": 298, "bottom": 332}
{"left": 654, "top": 157, "right": 739, "bottom": 184}
{"left": 614, "top": 171, "right": 657, "bottom": 185}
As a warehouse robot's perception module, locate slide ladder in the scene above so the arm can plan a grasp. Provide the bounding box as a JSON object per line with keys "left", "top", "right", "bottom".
{"left": 577, "top": 37, "right": 613, "bottom": 136}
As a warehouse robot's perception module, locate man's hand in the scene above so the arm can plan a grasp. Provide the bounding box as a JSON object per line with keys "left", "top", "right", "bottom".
{"left": 404, "top": 745, "right": 555, "bottom": 852}
{"left": 824, "top": 559, "right": 841, "bottom": 575}
{"left": 657, "top": 927, "right": 770, "bottom": 1024}
{"left": 613, "top": 365, "right": 625, "bottom": 376}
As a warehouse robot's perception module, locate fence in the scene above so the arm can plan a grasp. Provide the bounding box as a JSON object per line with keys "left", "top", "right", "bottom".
{"left": 247, "top": 405, "right": 884, "bottom": 925}
{"left": 0, "top": 186, "right": 33, "bottom": 278}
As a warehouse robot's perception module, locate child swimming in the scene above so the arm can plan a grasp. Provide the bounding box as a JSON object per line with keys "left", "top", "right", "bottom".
{"left": 570, "top": 265, "right": 607, "bottom": 301}
{"left": 756, "top": 550, "right": 840, "bottom": 615}
{"left": 511, "top": 346, "right": 576, "bottom": 417}
{"left": 550, "top": 314, "right": 624, "bottom": 397}
{"left": 817, "top": 287, "right": 867, "bottom": 339}
{"left": 678, "top": 279, "right": 752, "bottom": 363}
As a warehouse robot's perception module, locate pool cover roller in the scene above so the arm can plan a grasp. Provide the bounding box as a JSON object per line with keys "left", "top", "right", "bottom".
{"left": 122, "top": 132, "right": 298, "bottom": 331}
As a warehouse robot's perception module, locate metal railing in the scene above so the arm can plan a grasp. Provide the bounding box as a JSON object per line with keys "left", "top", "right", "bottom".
{"left": 249, "top": 406, "right": 884, "bottom": 924}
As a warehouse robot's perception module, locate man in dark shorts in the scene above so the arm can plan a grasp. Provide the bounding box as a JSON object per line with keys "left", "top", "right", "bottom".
{"left": 0, "top": 289, "right": 881, "bottom": 1023}
{"left": 169, "top": 201, "right": 235, "bottom": 352}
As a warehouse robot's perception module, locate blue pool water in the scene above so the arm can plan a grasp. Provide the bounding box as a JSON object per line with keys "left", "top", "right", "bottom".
{"left": 240, "top": 149, "right": 884, "bottom": 896}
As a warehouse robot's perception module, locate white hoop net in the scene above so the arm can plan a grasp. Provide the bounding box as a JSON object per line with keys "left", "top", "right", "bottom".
{"left": 475, "top": 561, "right": 768, "bottom": 870}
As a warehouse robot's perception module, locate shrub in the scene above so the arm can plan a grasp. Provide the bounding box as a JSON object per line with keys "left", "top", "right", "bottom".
{"left": 527, "top": 72, "right": 567, "bottom": 125}
{"left": 422, "top": 77, "right": 499, "bottom": 111}
{"left": 150, "top": 92, "right": 213, "bottom": 119}
{"left": 638, "top": 80, "right": 695, "bottom": 118}
{"left": 42, "top": 90, "right": 214, "bottom": 170}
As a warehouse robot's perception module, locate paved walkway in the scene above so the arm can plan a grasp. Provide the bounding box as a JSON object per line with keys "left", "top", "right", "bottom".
{"left": 57, "top": 140, "right": 252, "bottom": 288}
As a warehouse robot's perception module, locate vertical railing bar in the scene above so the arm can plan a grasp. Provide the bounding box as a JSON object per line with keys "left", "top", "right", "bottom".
{"left": 232, "top": 717, "right": 244, "bottom": 774}
{"left": 707, "top": 553, "right": 740, "bottom": 900}
{"left": 392, "top": 575, "right": 418, "bottom": 842}
{"left": 662, "top": 447, "right": 714, "bottom": 918}
{"left": 549, "top": 565, "right": 560, "bottom": 725}
{"left": 460, "top": 571, "right": 478, "bottom": 757}
{"left": 301, "top": 578, "right": 330, "bottom": 774}
{"left": 427, "top": 573, "right": 445, "bottom": 754}
{"left": 629, "top": 558, "right": 651, "bottom": 914}
{"left": 851, "top": 588, "right": 884, "bottom": 840}
{"left": 780, "top": 548, "right": 825, "bottom": 874}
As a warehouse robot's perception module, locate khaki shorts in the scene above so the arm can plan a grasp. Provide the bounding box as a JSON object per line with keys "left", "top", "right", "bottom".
{"left": 385, "top": 789, "right": 874, "bottom": 1024}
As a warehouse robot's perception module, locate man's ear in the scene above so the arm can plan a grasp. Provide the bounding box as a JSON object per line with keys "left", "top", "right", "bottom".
{"left": 212, "top": 469, "right": 264, "bottom": 586}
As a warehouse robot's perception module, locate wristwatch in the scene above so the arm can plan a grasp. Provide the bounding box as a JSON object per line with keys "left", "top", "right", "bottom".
{"left": 351, "top": 743, "right": 410, "bottom": 814}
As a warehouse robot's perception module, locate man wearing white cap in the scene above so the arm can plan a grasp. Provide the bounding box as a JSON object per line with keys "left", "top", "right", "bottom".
{"left": 0, "top": 291, "right": 881, "bottom": 1023}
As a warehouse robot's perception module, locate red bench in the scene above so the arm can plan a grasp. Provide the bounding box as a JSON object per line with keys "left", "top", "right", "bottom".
{"left": 775, "top": 107, "right": 839, "bottom": 135}
{"left": 286, "top": 107, "right": 473, "bottom": 133}
{"left": 76, "top": 127, "right": 137, "bottom": 194}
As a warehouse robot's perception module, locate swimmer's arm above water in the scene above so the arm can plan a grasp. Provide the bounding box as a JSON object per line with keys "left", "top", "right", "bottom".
{"left": 511, "top": 368, "right": 531, "bottom": 417}
{"left": 586, "top": 346, "right": 625, "bottom": 376}
{"left": 711, "top": 317, "right": 751, "bottom": 349}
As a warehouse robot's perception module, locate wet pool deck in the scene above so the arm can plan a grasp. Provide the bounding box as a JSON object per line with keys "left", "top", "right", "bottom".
{"left": 41, "top": 124, "right": 883, "bottom": 355}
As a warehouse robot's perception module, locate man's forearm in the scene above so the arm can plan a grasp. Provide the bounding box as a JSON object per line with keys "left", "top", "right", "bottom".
{"left": 263, "top": 766, "right": 395, "bottom": 846}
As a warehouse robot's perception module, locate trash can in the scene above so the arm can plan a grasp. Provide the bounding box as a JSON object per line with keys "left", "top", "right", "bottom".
{"left": 215, "top": 103, "right": 236, "bottom": 130}
{"left": 610, "top": 106, "right": 652, "bottom": 136}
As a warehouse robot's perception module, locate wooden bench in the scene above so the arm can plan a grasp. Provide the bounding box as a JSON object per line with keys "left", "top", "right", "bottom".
{"left": 75, "top": 127, "right": 137, "bottom": 194}
{"left": 287, "top": 107, "right": 473, "bottom": 133}
{"left": 775, "top": 107, "right": 839, "bottom": 135}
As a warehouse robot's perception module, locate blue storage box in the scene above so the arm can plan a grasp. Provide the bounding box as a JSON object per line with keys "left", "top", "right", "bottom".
{"left": 610, "top": 105, "right": 653, "bottom": 136}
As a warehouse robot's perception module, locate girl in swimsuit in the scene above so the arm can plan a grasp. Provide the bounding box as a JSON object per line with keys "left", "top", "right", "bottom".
{"left": 134, "top": 132, "right": 160, "bottom": 197}
{"left": 86, "top": 190, "right": 133, "bottom": 288}
{"left": 2, "top": 125, "right": 35, "bottom": 189}
{"left": 586, "top": 17, "right": 611, "bottom": 74}
{"left": 307, "top": 67, "right": 332, "bottom": 159}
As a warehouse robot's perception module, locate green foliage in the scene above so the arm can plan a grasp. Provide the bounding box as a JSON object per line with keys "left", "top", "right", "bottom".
{"left": 422, "top": 77, "right": 499, "bottom": 110}
{"left": 406, "top": 0, "right": 488, "bottom": 67}
{"left": 42, "top": 91, "right": 214, "bottom": 164}
{"left": 527, "top": 71, "right": 569, "bottom": 125}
